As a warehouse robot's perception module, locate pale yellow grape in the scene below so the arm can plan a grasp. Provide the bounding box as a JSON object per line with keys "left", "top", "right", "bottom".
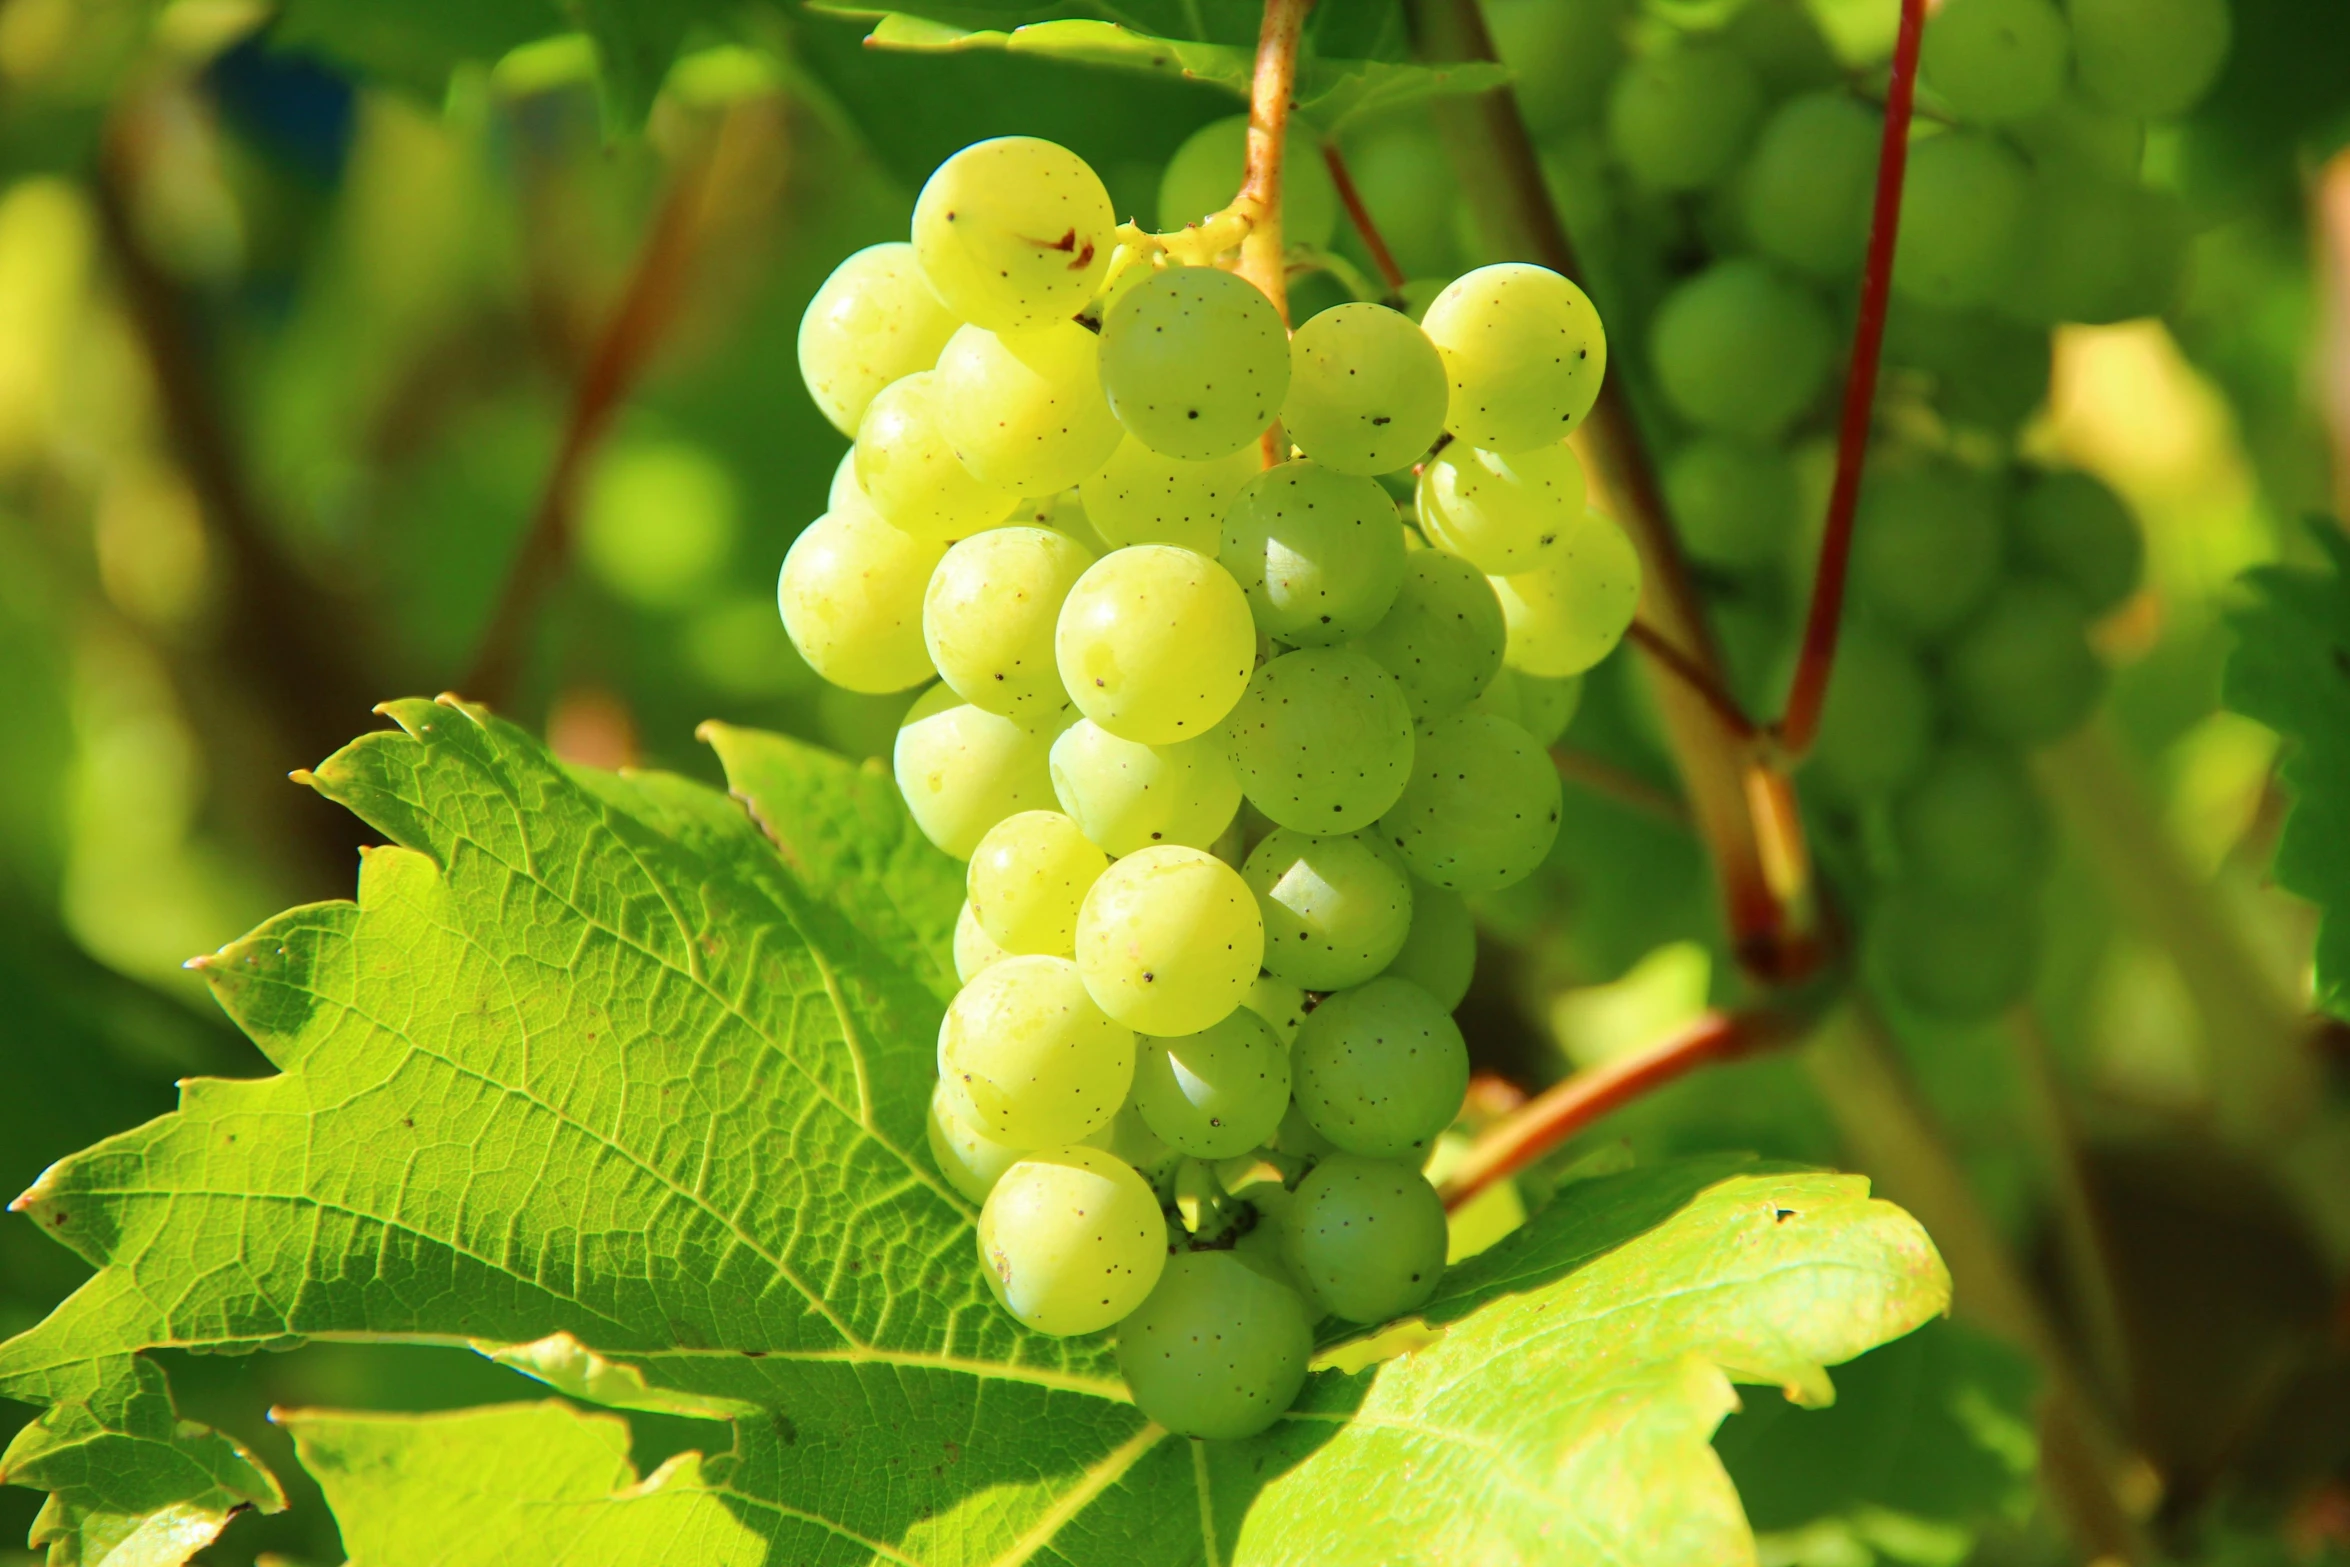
{"left": 828, "top": 447, "right": 864, "bottom": 511}
{"left": 1075, "top": 845, "right": 1264, "bottom": 1036}
{"left": 1049, "top": 721, "right": 1241, "bottom": 855}
{"left": 1010, "top": 490, "right": 1113, "bottom": 555}
{"left": 1490, "top": 510, "right": 1642, "bottom": 677}
{"left": 913, "top": 137, "right": 1114, "bottom": 333}
{"left": 927, "top": 1080, "right": 1025, "bottom": 1202}
{"left": 1055, "top": 545, "right": 1256, "bottom": 745}
{"left": 1221, "top": 647, "right": 1416, "bottom": 832}
{"left": 967, "top": 810, "right": 1109, "bottom": 955}
{"left": 1415, "top": 439, "right": 1589, "bottom": 574}
{"left": 893, "top": 683, "right": 1059, "bottom": 858}
{"left": 854, "top": 372, "right": 1023, "bottom": 543}
{"left": 978, "top": 1147, "right": 1166, "bottom": 1334}
{"left": 924, "top": 525, "right": 1093, "bottom": 723}
{"left": 1131, "top": 1007, "right": 1290, "bottom": 1158}
{"left": 1100, "top": 266, "right": 1290, "bottom": 461}
{"left": 1079, "top": 436, "right": 1257, "bottom": 554}
{"left": 1283, "top": 303, "right": 1449, "bottom": 475}
{"left": 934, "top": 321, "right": 1125, "bottom": 495}
{"left": 1420, "top": 263, "right": 1607, "bottom": 453}
{"left": 937, "top": 954, "right": 1135, "bottom": 1146}
{"left": 1376, "top": 711, "right": 1561, "bottom": 892}
{"left": 954, "top": 898, "right": 1010, "bottom": 983}
{"left": 777, "top": 505, "right": 943, "bottom": 694}
{"left": 1220, "top": 461, "right": 1408, "bottom": 646}
{"left": 797, "top": 242, "right": 961, "bottom": 436}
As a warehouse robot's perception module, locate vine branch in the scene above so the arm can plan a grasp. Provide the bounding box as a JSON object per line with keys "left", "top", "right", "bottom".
{"left": 1235, "top": 0, "right": 1314, "bottom": 328}
{"left": 1624, "top": 621, "right": 1759, "bottom": 742}
{"left": 1322, "top": 141, "right": 1407, "bottom": 297}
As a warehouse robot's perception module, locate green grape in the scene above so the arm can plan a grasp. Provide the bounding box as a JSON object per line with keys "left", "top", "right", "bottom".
{"left": 928, "top": 1080, "right": 1026, "bottom": 1202}
{"left": 1079, "top": 436, "right": 1257, "bottom": 554}
{"left": 1723, "top": 0, "right": 1843, "bottom": 95}
{"left": 1382, "top": 879, "right": 1475, "bottom": 1010}
{"left": 1116, "top": 1248, "right": 1315, "bottom": 1439}
{"left": 978, "top": 1146, "right": 1168, "bottom": 1335}
{"left": 1419, "top": 264, "right": 1607, "bottom": 453}
{"left": 1415, "top": 440, "right": 1589, "bottom": 575}
{"left": 1056, "top": 545, "right": 1256, "bottom": 745}
{"left": 1049, "top": 721, "right": 1241, "bottom": 855}
{"left": 1893, "top": 132, "right": 2029, "bottom": 309}
{"left": 1283, "top": 303, "right": 1450, "bottom": 476}
{"left": 1243, "top": 972, "right": 1310, "bottom": 1043}
{"left": 1339, "top": 124, "right": 1465, "bottom": 279}
{"left": 1221, "top": 462, "right": 1408, "bottom": 645}
{"left": 934, "top": 321, "right": 1125, "bottom": 495}
{"left": 894, "top": 682, "right": 1059, "bottom": 858}
{"left": 2066, "top": 0, "right": 2229, "bottom": 117}
{"left": 1350, "top": 550, "right": 1507, "bottom": 723}
{"left": 1663, "top": 438, "right": 1801, "bottom": 571}
{"left": 1292, "top": 978, "right": 1468, "bottom": 1159}
{"left": 1883, "top": 302, "right": 2053, "bottom": 434}
{"left": 2010, "top": 95, "right": 2145, "bottom": 182}
{"left": 1084, "top": 1099, "right": 1176, "bottom": 1180}
{"left": 798, "top": 242, "right": 962, "bottom": 438}
{"left": 1100, "top": 267, "right": 1290, "bottom": 461}
{"left": 1872, "top": 884, "right": 2038, "bottom": 1022}
{"left": 1893, "top": 743, "right": 2052, "bottom": 899}
{"left": 913, "top": 137, "right": 1114, "bottom": 333}
{"left": 938, "top": 954, "right": 1136, "bottom": 1146}
{"left": 1272, "top": 1098, "right": 1340, "bottom": 1159}
{"left": 1650, "top": 259, "right": 1835, "bottom": 440}
{"left": 1157, "top": 114, "right": 1338, "bottom": 248}
{"left": 1512, "top": 672, "right": 1584, "bottom": 745}
{"left": 1282, "top": 1154, "right": 1449, "bottom": 1323}
{"left": 2002, "top": 173, "right": 2187, "bottom": 325}
{"left": 1075, "top": 845, "right": 1265, "bottom": 1036}
{"left": 1222, "top": 647, "right": 1416, "bottom": 833}
{"left": 1922, "top": 0, "right": 2071, "bottom": 123}
{"left": 1809, "top": 628, "right": 1932, "bottom": 801}
{"left": 1243, "top": 827, "right": 1415, "bottom": 992}
{"left": 1489, "top": 510, "right": 1642, "bottom": 677}
{"left": 1015, "top": 490, "right": 1115, "bottom": 556}
{"left": 967, "top": 810, "right": 1110, "bottom": 956}
{"left": 854, "top": 372, "right": 1023, "bottom": 543}
{"left": 1378, "top": 711, "right": 1560, "bottom": 891}
{"left": 1604, "top": 41, "right": 1764, "bottom": 193}
{"left": 2013, "top": 469, "right": 2141, "bottom": 614}
{"left": 925, "top": 525, "right": 1094, "bottom": 724}
{"left": 1131, "top": 1007, "right": 1291, "bottom": 1158}
{"left": 1486, "top": 0, "right": 1626, "bottom": 133}
{"left": 777, "top": 504, "right": 942, "bottom": 696}
{"left": 1849, "top": 461, "right": 2004, "bottom": 638}
{"left": 1742, "top": 93, "right": 1879, "bottom": 280}
{"left": 954, "top": 897, "right": 1010, "bottom": 983}
{"left": 1943, "top": 577, "right": 2106, "bottom": 745}
{"left": 581, "top": 440, "right": 735, "bottom": 610}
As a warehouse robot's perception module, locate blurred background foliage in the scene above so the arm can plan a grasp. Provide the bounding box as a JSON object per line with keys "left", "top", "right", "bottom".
{"left": 0, "top": 0, "right": 2346, "bottom": 1564}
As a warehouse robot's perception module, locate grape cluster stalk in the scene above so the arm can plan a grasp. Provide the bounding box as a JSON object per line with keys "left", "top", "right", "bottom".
{"left": 781, "top": 130, "right": 1637, "bottom": 1438}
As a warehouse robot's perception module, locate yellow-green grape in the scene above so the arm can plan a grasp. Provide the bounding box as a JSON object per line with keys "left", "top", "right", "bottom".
{"left": 853, "top": 372, "right": 1024, "bottom": 543}
{"left": 1650, "top": 259, "right": 1836, "bottom": 439}
{"left": 1416, "top": 439, "right": 1590, "bottom": 575}
{"left": 954, "top": 898, "right": 1010, "bottom": 983}
{"left": 1743, "top": 93, "right": 1880, "bottom": 281}
{"left": 934, "top": 321, "right": 1125, "bottom": 495}
{"left": 1273, "top": 1099, "right": 1340, "bottom": 1159}
{"left": 1220, "top": 462, "right": 1408, "bottom": 645}
{"left": 1243, "top": 827, "right": 1415, "bottom": 992}
{"left": 1489, "top": 510, "right": 1642, "bottom": 677}
{"left": 1131, "top": 1007, "right": 1290, "bottom": 1158}
{"left": 1351, "top": 550, "right": 1508, "bottom": 723}
{"left": 1943, "top": 577, "right": 2106, "bottom": 746}
{"left": 1849, "top": 460, "right": 2003, "bottom": 638}
{"left": 1222, "top": 647, "right": 1416, "bottom": 833}
{"left": 1869, "top": 883, "right": 2037, "bottom": 1023}
{"left": 1515, "top": 672, "right": 1584, "bottom": 745}
{"left": 1281, "top": 1154, "right": 1448, "bottom": 1323}
{"left": 1055, "top": 545, "right": 1256, "bottom": 745}
{"left": 1084, "top": 1100, "right": 1176, "bottom": 1180}
{"left": 2066, "top": 0, "right": 2230, "bottom": 118}
{"left": 967, "top": 810, "right": 1110, "bottom": 956}
{"left": 893, "top": 683, "right": 1059, "bottom": 858}
{"left": 1100, "top": 266, "right": 1291, "bottom": 461}
{"left": 2002, "top": 171, "right": 2187, "bottom": 326}
{"left": 1158, "top": 114, "right": 1339, "bottom": 247}
{"left": 1074, "top": 845, "right": 1264, "bottom": 1036}
{"left": 1049, "top": 721, "right": 1241, "bottom": 855}
{"left": 938, "top": 954, "right": 1136, "bottom": 1146}
{"left": 1283, "top": 303, "right": 1450, "bottom": 475}
{"left": 1243, "top": 972, "right": 1310, "bottom": 1043}
{"left": 1893, "top": 132, "right": 2030, "bottom": 309}
{"left": 1115, "top": 1249, "right": 1315, "bottom": 1439}
{"left": 2013, "top": 468, "right": 2141, "bottom": 615}
{"left": 829, "top": 447, "right": 865, "bottom": 511}
{"left": 978, "top": 1146, "right": 1167, "bottom": 1335}
{"left": 777, "top": 504, "right": 944, "bottom": 694}
{"left": 797, "top": 242, "right": 962, "bottom": 437}
{"left": 913, "top": 137, "right": 1114, "bottom": 333}
{"left": 1464, "top": 664, "right": 1524, "bottom": 726}
{"left": 927, "top": 1080, "right": 1025, "bottom": 1203}
{"left": 1013, "top": 490, "right": 1114, "bottom": 556}
{"left": 1663, "top": 437, "right": 1802, "bottom": 571}
{"left": 1604, "top": 39, "right": 1765, "bottom": 193}
{"left": 1291, "top": 977, "right": 1468, "bottom": 1159}
{"left": 1382, "top": 879, "right": 1474, "bottom": 1010}
{"left": 1377, "top": 711, "right": 1561, "bottom": 891}
{"left": 2010, "top": 95, "right": 2145, "bottom": 183}
{"left": 1419, "top": 264, "right": 1607, "bottom": 453}
{"left": 924, "top": 525, "right": 1093, "bottom": 723}
{"left": 1892, "top": 742, "right": 2053, "bottom": 900}
{"left": 1923, "top": 0, "right": 2071, "bottom": 123}
{"left": 1078, "top": 436, "right": 1257, "bottom": 554}
{"left": 1810, "top": 628, "right": 1933, "bottom": 802}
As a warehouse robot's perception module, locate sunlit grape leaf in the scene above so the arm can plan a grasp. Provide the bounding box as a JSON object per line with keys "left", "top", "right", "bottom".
{"left": 1, "top": 702, "right": 1944, "bottom": 1565}
{"left": 2224, "top": 523, "right": 2350, "bottom": 1020}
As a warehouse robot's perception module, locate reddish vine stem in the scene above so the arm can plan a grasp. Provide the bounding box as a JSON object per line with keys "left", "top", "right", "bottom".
{"left": 1773, "top": 0, "right": 1928, "bottom": 756}
{"left": 1550, "top": 747, "right": 1690, "bottom": 827}
{"left": 1624, "top": 621, "right": 1759, "bottom": 742}
{"left": 1322, "top": 141, "right": 1408, "bottom": 296}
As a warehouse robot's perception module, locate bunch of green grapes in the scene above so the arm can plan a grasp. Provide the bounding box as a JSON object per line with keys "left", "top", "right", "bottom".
{"left": 781, "top": 133, "right": 1642, "bottom": 1440}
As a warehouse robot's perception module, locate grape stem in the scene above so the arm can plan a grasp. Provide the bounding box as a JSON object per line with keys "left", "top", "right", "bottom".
{"left": 1236, "top": 0, "right": 1315, "bottom": 328}
{"left": 1771, "top": 0, "right": 1929, "bottom": 758}
{"left": 1321, "top": 141, "right": 1409, "bottom": 298}
{"left": 1624, "top": 621, "right": 1759, "bottom": 742}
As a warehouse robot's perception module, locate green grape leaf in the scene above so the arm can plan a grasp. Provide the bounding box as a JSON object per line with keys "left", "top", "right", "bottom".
{"left": 2224, "top": 523, "right": 2350, "bottom": 1020}
{"left": 1, "top": 701, "right": 1945, "bottom": 1565}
